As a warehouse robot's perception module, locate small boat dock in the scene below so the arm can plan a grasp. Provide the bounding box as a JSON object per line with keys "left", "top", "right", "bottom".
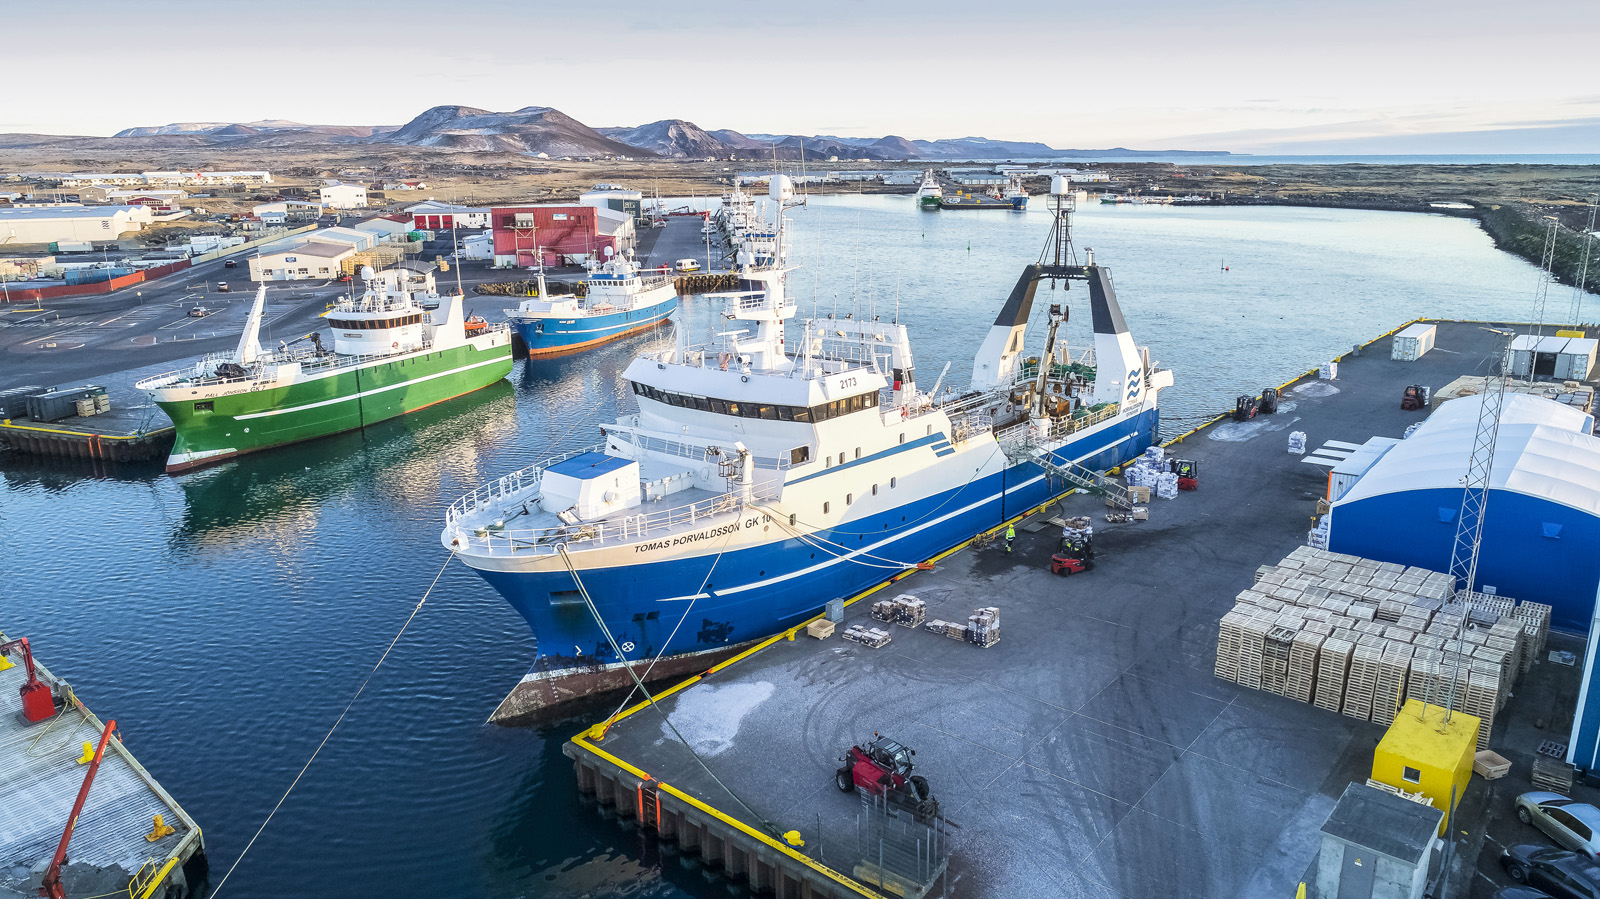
{"left": 562, "top": 321, "right": 1576, "bottom": 898}
{"left": 0, "top": 632, "right": 204, "bottom": 899}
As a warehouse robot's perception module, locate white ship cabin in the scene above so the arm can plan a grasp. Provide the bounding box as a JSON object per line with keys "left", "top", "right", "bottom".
{"left": 444, "top": 175, "right": 973, "bottom": 556}
{"left": 584, "top": 251, "right": 673, "bottom": 307}
{"left": 326, "top": 267, "right": 428, "bottom": 356}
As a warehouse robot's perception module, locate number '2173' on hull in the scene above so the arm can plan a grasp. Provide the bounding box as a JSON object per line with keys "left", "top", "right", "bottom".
{"left": 471, "top": 407, "right": 1156, "bottom": 713}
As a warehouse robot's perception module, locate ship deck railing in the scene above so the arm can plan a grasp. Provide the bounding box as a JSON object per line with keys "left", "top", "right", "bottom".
{"left": 134, "top": 340, "right": 441, "bottom": 390}
{"left": 603, "top": 427, "right": 793, "bottom": 472}
{"left": 449, "top": 479, "right": 782, "bottom": 557}
{"left": 993, "top": 401, "right": 1124, "bottom": 453}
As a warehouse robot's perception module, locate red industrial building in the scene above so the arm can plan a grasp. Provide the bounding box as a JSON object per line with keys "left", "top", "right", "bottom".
{"left": 490, "top": 204, "right": 633, "bottom": 268}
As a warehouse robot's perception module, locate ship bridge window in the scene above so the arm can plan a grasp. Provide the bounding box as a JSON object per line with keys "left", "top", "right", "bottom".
{"left": 627, "top": 383, "right": 874, "bottom": 424}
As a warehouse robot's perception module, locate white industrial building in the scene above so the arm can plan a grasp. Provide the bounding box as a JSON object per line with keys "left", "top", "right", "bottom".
{"left": 252, "top": 200, "right": 323, "bottom": 224}
{"left": 0, "top": 205, "right": 154, "bottom": 244}
{"left": 313, "top": 226, "right": 378, "bottom": 251}
{"left": 248, "top": 241, "right": 356, "bottom": 281}
{"left": 1328, "top": 392, "right": 1600, "bottom": 631}
{"left": 353, "top": 218, "right": 411, "bottom": 241}
{"left": 460, "top": 231, "right": 493, "bottom": 261}
{"left": 319, "top": 181, "right": 368, "bottom": 209}
{"left": 406, "top": 200, "right": 490, "bottom": 230}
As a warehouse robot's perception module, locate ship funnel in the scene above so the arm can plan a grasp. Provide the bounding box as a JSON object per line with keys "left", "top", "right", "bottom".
{"left": 1050, "top": 175, "right": 1071, "bottom": 196}
{"left": 769, "top": 175, "right": 794, "bottom": 204}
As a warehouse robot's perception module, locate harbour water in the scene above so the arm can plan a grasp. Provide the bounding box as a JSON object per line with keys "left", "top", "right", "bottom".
{"left": 0, "top": 197, "right": 1575, "bottom": 898}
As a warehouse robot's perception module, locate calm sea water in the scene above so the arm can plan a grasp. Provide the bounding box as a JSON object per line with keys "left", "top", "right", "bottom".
{"left": 0, "top": 198, "right": 1578, "bottom": 899}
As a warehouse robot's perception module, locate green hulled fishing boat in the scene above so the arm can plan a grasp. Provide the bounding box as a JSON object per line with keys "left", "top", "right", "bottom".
{"left": 138, "top": 268, "right": 512, "bottom": 473}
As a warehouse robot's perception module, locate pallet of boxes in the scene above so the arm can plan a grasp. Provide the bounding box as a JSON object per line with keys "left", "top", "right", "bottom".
{"left": 925, "top": 606, "right": 1000, "bottom": 648}
{"left": 1214, "top": 547, "right": 1551, "bottom": 752}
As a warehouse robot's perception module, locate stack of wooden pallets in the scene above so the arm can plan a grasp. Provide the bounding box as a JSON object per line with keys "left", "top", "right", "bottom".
{"left": 1513, "top": 602, "right": 1552, "bottom": 672}
{"left": 1263, "top": 625, "right": 1297, "bottom": 696}
{"left": 1287, "top": 626, "right": 1326, "bottom": 703}
{"left": 1211, "top": 547, "right": 1544, "bottom": 748}
{"left": 1314, "top": 635, "right": 1355, "bottom": 712}
{"left": 1372, "top": 642, "right": 1414, "bottom": 727}
{"left": 1343, "top": 636, "right": 1384, "bottom": 720}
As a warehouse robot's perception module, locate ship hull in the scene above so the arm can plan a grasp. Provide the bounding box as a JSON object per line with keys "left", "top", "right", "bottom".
{"left": 466, "top": 407, "right": 1158, "bottom": 708}
{"left": 154, "top": 342, "right": 513, "bottom": 473}
{"left": 512, "top": 295, "right": 678, "bottom": 356}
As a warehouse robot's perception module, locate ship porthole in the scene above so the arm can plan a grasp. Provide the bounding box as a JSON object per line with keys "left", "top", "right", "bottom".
{"left": 759, "top": 570, "right": 765, "bottom": 577}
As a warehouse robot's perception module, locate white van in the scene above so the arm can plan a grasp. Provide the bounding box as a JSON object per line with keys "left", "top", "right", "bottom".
{"left": 675, "top": 258, "right": 701, "bottom": 273}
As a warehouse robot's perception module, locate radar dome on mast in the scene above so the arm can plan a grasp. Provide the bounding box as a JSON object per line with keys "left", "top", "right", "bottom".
{"left": 769, "top": 175, "right": 794, "bottom": 204}
{"left": 1050, "top": 175, "right": 1072, "bottom": 196}
{"left": 360, "top": 266, "right": 375, "bottom": 281}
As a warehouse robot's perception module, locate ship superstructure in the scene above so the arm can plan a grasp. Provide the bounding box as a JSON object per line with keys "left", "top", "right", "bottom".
{"left": 445, "top": 176, "right": 1171, "bottom": 714}
{"left": 914, "top": 170, "right": 943, "bottom": 209}
{"left": 140, "top": 268, "right": 512, "bottom": 473}
{"left": 506, "top": 249, "right": 678, "bottom": 356}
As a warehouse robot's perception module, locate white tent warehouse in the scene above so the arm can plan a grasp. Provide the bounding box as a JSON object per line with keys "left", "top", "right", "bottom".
{"left": 1327, "top": 392, "right": 1600, "bottom": 633}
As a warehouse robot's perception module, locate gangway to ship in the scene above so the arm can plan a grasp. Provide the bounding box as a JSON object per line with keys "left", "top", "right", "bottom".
{"left": 1028, "top": 451, "right": 1137, "bottom": 511}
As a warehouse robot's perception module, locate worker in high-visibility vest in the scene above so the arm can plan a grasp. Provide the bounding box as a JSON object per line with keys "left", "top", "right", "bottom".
{"left": 1005, "top": 524, "right": 1015, "bottom": 553}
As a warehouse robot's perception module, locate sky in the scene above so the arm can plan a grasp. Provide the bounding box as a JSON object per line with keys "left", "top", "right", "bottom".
{"left": 5, "top": 0, "right": 1598, "bottom": 154}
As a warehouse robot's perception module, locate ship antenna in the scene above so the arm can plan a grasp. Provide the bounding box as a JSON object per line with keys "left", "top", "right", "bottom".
{"left": 1040, "top": 175, "right": 1079, "bottom": 291}
{"left": 451, "top": 192, "right": 465, "bottom": 298}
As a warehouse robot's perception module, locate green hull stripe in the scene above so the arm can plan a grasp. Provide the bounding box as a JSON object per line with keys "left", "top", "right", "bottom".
{"left": 235, "top": 354, "right": 509, "bottom": 420}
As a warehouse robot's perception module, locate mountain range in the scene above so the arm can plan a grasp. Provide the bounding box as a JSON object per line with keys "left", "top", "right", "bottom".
{"left": 6, "top": 104, "right": 1230, "bottom": 160}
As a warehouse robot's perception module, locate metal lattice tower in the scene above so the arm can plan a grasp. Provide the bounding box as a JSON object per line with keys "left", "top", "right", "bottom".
{"left": 1570, "top": 195, "right": 1598, "bottom": 327}
{"left": 1441, "top": 328, "right": 1515, "bottom": 722}
{"left": 1529, "top": 217, "right": 1560, "bottom": 344}
{"left": 1448, "top": 329, "right": 1515, "bottom": 593}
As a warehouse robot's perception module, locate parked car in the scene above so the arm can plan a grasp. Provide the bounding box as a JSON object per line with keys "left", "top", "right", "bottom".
{"left": 675, "top": 258, "right": 701, "bottom": 273}
{"left": 1495, "top": 887, "right": 1557, "bottom": 899}
{"left": 1517, "top": 792, "right": 1600, "bottom": 860}
{"left": 187, "top": 305, "right": 211, "bottom": 318}
{"left": 224, "top": 259, "right": 238, "bottom": 268}
{"left": 216, "top": 282, "right": 230, "bottom": 293}
{"left": 1501, "top": 844, "right": 1600, "bottom": 898}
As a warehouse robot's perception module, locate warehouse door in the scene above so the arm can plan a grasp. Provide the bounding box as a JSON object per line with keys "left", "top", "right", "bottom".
{"left": 1337, "top": 846, "right": 1375, "bottom": 899}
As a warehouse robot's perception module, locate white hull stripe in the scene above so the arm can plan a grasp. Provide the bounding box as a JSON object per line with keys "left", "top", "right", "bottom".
{"left": 235, "top": 354, "right": 509, "bottom": 420}
{"left": 512, "top": 306, "right": 674, "bottom": 335}
{"left": 649, "top": 427, "right": 1140, "bottom": 602}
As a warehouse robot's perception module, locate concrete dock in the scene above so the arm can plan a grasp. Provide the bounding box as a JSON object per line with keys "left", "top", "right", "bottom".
{"left": 563, "top": 321, "right": 1576, "bottom": 898}
{"left": 0, "top": 632, "right": 203, "bottom": 899}
{"left": 0, "top": 372, "right": 174, "bottom": 462}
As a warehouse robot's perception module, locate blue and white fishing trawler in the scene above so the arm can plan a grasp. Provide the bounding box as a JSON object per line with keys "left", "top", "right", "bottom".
{"left": 505, "top": 249, "right": 678, "bottom": 356}
{"left": 447, "top": 175, "right": 1172, "bottom": 717}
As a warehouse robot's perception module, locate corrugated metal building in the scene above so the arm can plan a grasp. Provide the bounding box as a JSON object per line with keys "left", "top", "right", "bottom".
{"left": 490, "top": 205, "right": 632, "bottom": 268}
{"left": 0, "top": 205, "right": 153, "bottom": 243}
{"left": 407, "top": 201, "right": 489, "bottom": 230}
{"left": 1328, "top": 392, "right": 1600, "bottom": 631}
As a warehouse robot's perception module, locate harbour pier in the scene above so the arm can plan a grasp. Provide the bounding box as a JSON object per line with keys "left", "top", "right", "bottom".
{"left": 0, "top": 632, "right": 204, "bottom": 899}
{"left": 562, "top": 320, "right": 1592, "bottom": 898}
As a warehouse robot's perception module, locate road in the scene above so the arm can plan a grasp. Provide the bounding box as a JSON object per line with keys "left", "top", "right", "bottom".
{"left": 0, "top": 252, "right": 344, "bottom": 391}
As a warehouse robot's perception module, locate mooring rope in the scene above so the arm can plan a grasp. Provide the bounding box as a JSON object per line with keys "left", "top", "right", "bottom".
{"left": 209, "top": 550, "right": 455, "bottom": 897}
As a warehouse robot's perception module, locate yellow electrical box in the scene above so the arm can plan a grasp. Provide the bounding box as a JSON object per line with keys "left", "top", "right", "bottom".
{"left": 1371, "top": 699, "right": 1478, "bottom": 835}
{"left": 1557, "top": 330, "right": 1586, "bottom": 338}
